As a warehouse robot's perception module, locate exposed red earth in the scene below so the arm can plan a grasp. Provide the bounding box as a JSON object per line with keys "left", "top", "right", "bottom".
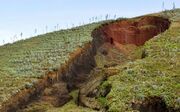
{"left": 92, "top": 16, "right": 170, "bottom": 56}
{"left": 101, "top": 16, "right": 170, "bottom": 46}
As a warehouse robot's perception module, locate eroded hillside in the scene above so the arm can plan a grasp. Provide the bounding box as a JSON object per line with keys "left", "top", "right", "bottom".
{"left": 0, "top": 9, "right": 180, "bottom": 112}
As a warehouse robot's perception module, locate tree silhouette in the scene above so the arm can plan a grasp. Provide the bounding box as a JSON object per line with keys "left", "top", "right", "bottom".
{"left": 20, "top": 32, "right": 23, "bottom": 38}
{"left": 105, "top": 14, "right": 108, "bottom": 20}
{"left": 162, "top": 1, "right": 165, "bottom": 11}
{"left": 89, "top": 18, "right": 91, "bottom": 23}
{"left": 34, "top": 29, "right": 37, "bottom": 34}
{"left": 45, "top": 25, "right": 48, "bottom": 33}
{"left": 95, "top": 16, "right": 98, "bottom": 21}
{"left": 57, "top": 24, "right": 59, "bottom": 30}
{"left": 92, "top": 17, "right": 94, "bottom": 22}
{"left": 114, "top": 14, "right": 117, "bottom": 19}
{"left": 173, "top": 2, "right": 176, "bottom": 10}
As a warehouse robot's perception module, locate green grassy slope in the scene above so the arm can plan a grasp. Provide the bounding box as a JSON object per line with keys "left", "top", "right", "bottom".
{"left": 105, "top": 10, "right": 180, "bottom": 111}
{"left": 0, "top": 9, "right": 180, "bottom": 112}
{"left": 0, "top": 22, "right": 103, "bottom": 105}
{"left": 27, "top": 10, "right": 179, "bottom": 112}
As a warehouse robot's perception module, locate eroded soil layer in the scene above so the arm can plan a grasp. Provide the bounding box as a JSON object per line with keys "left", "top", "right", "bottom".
{"left": 2, "top": 16, "right": 170, "bottom": 112}
{"left": 92, "top": 16, "right": 170, "bottom": 47}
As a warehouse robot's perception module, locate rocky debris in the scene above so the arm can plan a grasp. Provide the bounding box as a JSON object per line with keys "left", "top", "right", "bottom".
{"left": 41, "top": 82, "right": 72, "bottom": 107}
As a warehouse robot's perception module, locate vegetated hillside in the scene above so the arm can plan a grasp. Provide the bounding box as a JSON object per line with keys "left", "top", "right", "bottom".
{"left": 105, "top": 10, "right": 180, "bottom": 111}
{"left": 17, "top": 9, "right": 179, "bottom": 112}
{"left": 0, "top": 22, "right": 103, "bottom": 106}
{"left": 0, "top": 9, "right": 180, "bottom": 112}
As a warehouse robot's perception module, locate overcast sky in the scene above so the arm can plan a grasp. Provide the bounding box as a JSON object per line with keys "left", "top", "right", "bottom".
{"left": 0, "top": 0, "right": 180, "bottom": 45}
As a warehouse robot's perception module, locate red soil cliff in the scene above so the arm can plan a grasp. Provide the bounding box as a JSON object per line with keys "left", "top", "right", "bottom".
{"left": 98, "top": 16, "right": 170, "bottom": 46}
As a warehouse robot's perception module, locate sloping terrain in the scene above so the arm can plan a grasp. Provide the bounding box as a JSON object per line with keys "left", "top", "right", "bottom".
{"left": 104, "top": 10, "right": 180, "bottom": 111}
{"left": 0, "top": 9, "right": 180, "bottom": 112}
{"left": 0, "top": 22, "right": 104, "bottom": 110}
